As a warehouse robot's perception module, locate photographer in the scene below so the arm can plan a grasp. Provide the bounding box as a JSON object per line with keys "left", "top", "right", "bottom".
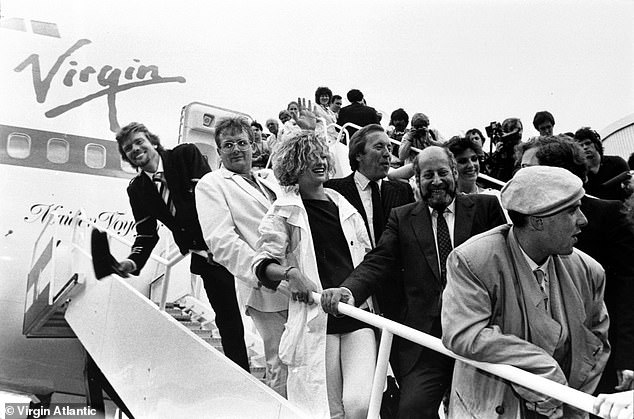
{"left": 483, "top": 117, "right": 523, "bottom": 182}
{"left": 398, "top": 112, "right": 444, "bottom": 164}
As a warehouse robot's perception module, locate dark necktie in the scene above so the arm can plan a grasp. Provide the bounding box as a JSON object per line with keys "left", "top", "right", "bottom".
{"left": 436, "top": 208, "right": 452, "bottom": 285}
{"left": 152, "top": 172, "right": 176, "bottom": 216}
{"left": 370, "top": 181, "right": 384, "bottom": 246}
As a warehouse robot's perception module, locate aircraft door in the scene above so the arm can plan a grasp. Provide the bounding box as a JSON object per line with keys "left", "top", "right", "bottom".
{"left": 178, "top": 102, "right": 252, "bottom": 170}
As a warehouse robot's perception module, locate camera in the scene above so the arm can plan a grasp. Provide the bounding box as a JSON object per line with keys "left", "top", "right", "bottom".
{"left": 485, "top": 121, "right": 503, "bottom": 141}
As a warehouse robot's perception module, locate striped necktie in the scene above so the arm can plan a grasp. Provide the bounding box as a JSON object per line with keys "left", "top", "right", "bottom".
{"left": 152, "top": 172, "right": 176, "bottom": 216}
{"left": 533, "top": 269, "right": 549, "bottom": 314}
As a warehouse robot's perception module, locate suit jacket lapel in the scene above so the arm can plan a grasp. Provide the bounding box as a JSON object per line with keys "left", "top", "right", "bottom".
{"left": 453, "top": 194, "right": 475, "bottom": 247}
{"left": 380, "top": 181, "right": 394, "bottom": 221}
{"left": 150, "top": 150, "right": 177, "bottom": 222}
{"left": 343, "top": 174, "right": 366, "bottom": 222}
{"left": 410, "top": 203, "right": 441, "bottom": 282}
{"left": 231, "top": 171, "right": 271, "bottom": 209}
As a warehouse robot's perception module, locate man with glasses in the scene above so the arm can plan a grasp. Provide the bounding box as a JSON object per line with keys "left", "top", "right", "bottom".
{"left": 195, "top": 117, "right": 289, "bottom": 396}
{"left": 114, "top": 122, "right": 250, "bottom": 371}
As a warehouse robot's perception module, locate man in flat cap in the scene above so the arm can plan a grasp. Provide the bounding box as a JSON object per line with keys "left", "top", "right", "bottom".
{"left": 442, "top": 165, "right": 610, "bottom": 419}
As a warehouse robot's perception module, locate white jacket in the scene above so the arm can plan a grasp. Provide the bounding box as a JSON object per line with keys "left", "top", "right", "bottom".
{"left": 196, "top": 168, "right": 288, "bottom": 313}
{"left": 252, "top": 187, "right": 371, "bottom": 418}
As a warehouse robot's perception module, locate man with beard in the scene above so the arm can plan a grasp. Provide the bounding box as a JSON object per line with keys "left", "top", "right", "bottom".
{"left": 114, "top": 122, "right": 249, "bottom": 372}
{"left": 442, "top": 166, "right": 610, "bottom": 419}
{"left": 320, "top": 146, "right": 506, "bottom": 418}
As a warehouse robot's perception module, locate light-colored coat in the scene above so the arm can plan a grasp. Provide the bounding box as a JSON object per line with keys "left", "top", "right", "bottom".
{"left": 252, "top": 187, "right": 371, "bottom": 419}
{"left": 196, "top": 167, "right": 288, "bottom": 312}
{"left": 442, "top": 225, "right": 610, "bottom": 419}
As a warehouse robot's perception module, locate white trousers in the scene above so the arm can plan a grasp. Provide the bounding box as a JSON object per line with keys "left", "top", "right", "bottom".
{"left": 248, "top": 307, "right": 289, "bottom": 398}
{"left": 325, "top": 328, "right": 377, "bottom": 419}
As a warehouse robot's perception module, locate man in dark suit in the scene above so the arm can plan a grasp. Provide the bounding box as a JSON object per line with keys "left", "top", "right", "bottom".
{"left": 321, "top": 146, "right": 507, "bottom": 418}
{"left": 325, "top": 124, "right": 414, "bottom": 317}
{"left": 518, "top": 135, "right": 634, "bottom": 394}
{"left": 336, "top": 89, "right": 381, "bottom": 140}
{"left": 114, "top": 122, "right": 250, "bottom": 371}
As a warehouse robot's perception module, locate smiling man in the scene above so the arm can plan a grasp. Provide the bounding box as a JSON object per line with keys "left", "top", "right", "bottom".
{"left": 320, "top": 145, "right": 506, "bottom": 418}
{"left": 114, "top": 122, "right": 250, "bottom": 372}
{"left": 442, "top": 165, "right": 610, "bottom": 419}
{"left": 325, "top": 124, "right": 414, "bottom": 248}
{"left": 195, "top": 117, "right": 289, "bottom": 396}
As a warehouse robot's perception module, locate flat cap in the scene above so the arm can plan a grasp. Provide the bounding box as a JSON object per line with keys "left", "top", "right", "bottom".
{"left": 501, "top": 166, "right": 584, "bottom": 216}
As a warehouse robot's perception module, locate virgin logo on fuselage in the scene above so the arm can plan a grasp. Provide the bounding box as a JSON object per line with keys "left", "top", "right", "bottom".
{"left": 15, "top": 39, "right": 186, "bottom": 133}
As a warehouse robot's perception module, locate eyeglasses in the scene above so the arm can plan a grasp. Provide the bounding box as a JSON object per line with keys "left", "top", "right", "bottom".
{"left": 220, "top": 140, "right": 252, "bottom": 153}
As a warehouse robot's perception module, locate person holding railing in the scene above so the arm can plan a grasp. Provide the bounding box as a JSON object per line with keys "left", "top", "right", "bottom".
{"left": 320, "top": 146, "right": 507, "bottom": 418}
{"left": 516, "top": 136, "right": 634, "bottom": 396}
{"left": 252, "top": 131, "right": 376, "bottom": 419}
{"left": 113, "top": 122, "right": 250, "bottom": 372}
{"left": 442, "top": 165, "right": 610, "bottom": 419}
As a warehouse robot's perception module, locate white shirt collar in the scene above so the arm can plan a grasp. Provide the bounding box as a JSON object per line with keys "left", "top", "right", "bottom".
{"left": 354, "top": 170, "right": 382, "bottom": 191}
{"left": 426, "top": 198, "right": 456, "bottom": 216}
{"left": 143, "top": 156, "right": 164, "bottom": 179}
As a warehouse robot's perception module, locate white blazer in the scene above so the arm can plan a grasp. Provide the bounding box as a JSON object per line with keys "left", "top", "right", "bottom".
{"left": 195, "top": 167, "right": 288, "bottom": 313}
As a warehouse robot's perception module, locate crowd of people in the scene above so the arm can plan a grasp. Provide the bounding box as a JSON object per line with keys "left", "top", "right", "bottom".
{"left": 110, "top": 86, "right": 634, "bottom": 419}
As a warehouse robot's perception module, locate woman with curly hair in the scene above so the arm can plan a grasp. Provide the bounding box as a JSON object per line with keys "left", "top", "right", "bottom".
{"left": 252, "top": 131, "right": 376, "bottom": 419}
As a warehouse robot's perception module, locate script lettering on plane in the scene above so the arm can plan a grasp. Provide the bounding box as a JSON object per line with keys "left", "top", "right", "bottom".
{"left": 14, "top": 39, "right": 186, "bottom": 132}
{"left": 25, "top": 203, "right": 135, "bottom": 237}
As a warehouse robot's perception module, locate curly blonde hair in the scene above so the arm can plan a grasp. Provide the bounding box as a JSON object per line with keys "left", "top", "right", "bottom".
{"left": 272, "top": 131, "right": 335, "bottom": 186}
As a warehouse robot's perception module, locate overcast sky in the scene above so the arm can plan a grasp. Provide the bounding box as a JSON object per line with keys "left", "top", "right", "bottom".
{"left": 3, "top": 0, "right": 633, "bottom": 146}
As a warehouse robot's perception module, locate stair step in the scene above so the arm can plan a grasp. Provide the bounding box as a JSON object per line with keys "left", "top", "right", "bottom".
{"left": 190, "top": 328, "right": 212, "bottom": 338}
{"left": 170, "top": 313, "right": 192, "bottom": 322}
{"left": 180, "top": 321, "right": 202, "bottom": 329}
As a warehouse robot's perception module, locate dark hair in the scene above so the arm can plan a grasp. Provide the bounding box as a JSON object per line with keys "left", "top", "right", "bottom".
{"left": 508, "top": 210, "right": 529, "bottom": 227}
{"left": 516, "top": 135, "right": 588, "bottom": 181}
{"left": 347, "top": 89, "right": 363, "bottom": 103}
{"left": 445, "top": 135, "right": 483, "bottom": 157}
{"left": 330, "top": 94, "right": 342, "bottom": 104}
{"left": 465, "top": 128, "right": 486, "bottom": 147}
{"left": 628, "top": 152, "right": 634, "bottom": 170}
{"left": 314, "top": 86, "right": 333, "bottom": 104}
{"left": 115, "top": 122, "right": 163, "bottom": 164}
{"left": 348, "top": 124, "right": 385, "bottom": 171}
{"left": 574, "top": 127, "right": 603, "bottom": 156}
{"left": 532, "top": 111, "right": 555, "bottom": 130}
{"left": 250, "top": 121, "right": 263, "bottom": 131}
{"left": 502, "top": 118, "right": 522, "bottom": 134}
{"left": 214, "top": 116, "right": 254, "bottom": 147}
{"left": 389, "top": 108, "right": 409, "bottom": 126}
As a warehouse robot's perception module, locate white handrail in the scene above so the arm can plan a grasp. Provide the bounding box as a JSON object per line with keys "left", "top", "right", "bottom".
{"left": 308, "top": 292, "right": 599, "bottom": 418}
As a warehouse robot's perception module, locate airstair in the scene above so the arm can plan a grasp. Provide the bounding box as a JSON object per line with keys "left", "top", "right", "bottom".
{"left": 23, "top": 209, "right": 305, "bottom": 418}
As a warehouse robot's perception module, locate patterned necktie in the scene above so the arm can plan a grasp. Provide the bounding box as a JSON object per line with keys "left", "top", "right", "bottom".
{"left": 152, "top": 172, "right": 176, "bottom": 216}
{"left": 370, "top": 181, "right": 384, "bottom": 246}
{"left": 533, "top": 269, "right": 549, "bottom": 314}
{"left": 436, "top": 207, "right": 452, "bottom": 285}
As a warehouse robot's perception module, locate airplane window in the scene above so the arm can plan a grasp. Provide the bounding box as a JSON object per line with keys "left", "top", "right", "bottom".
{"left": 7, "top": 133, "right": 31, "bottom": 159}
{"left": 30, "top": 20, "right": 60, "bottom": 38}
{"left": 85, "top": 143, "right": 106, "bottom": 169}
{"left": 47, "top": 138, "right": 69, "bottom": 164}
